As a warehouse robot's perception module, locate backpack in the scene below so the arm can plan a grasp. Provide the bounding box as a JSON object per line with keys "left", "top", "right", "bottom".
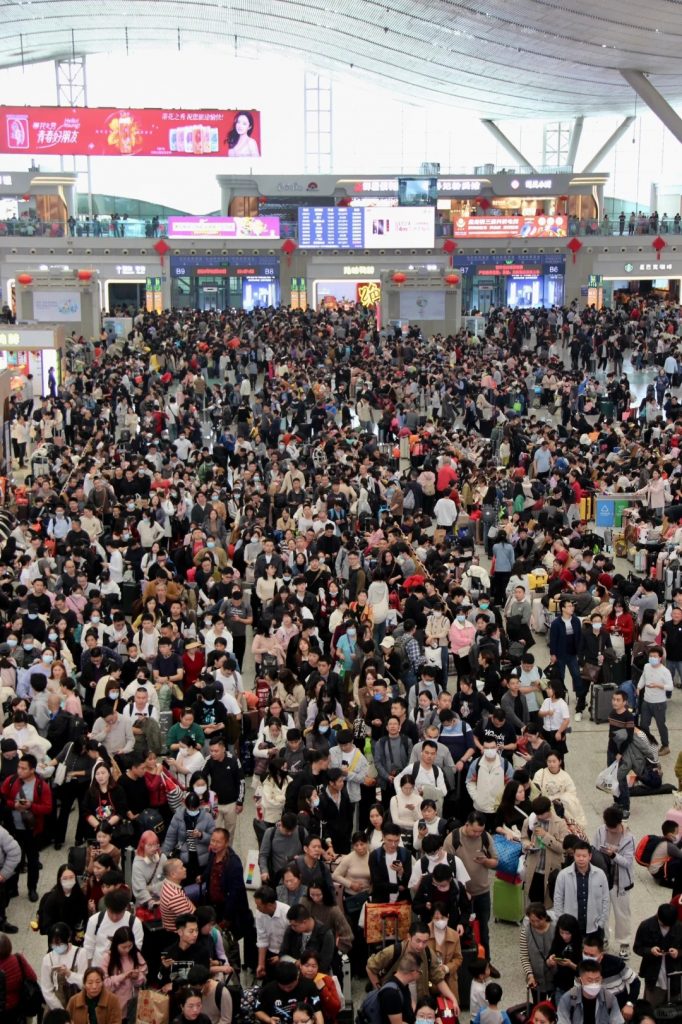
{"left": 634, "top": 834, "right": 669, "bottom": 876}
{"left": 450, "top": 824, "right": 492, "bottom": 859}
{"left": 410, "top": 762, "right": 441, "bottom": 788}
{"left": 392, "top": 634, "right": 411, "bottom": 674}
{"left": 357, "top": 981, "right": 402, "bottom": 1024}
{"left": 403, "top": 488, "right": 416, "bottom": 511}
{"left": 94, "top": 909, "right": 133, "bottom": 934}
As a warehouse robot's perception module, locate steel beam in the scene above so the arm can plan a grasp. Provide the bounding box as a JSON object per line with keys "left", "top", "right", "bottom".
{"left": 480, "top": 119, "right": 537, "bottom": 172}
{"left": 621, "top": 70, "right": 682, "bottom": 146}
{"left": 581, "top": 116, "right": 635, "bottom": 173}
{"left": 566, "top": 115, "right": 584, "bottom": 170}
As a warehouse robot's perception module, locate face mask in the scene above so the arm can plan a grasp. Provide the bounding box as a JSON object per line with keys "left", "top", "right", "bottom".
{"left": 122, "top": 532, "right": 131, "bottom": 541}
{"left": 649, "top": 657, "right": 661, "bottom": 666}
{"left": 318, "top": 725, "right": 329, "bottom": 734}
{"left": 310, "top": 797, "right": 319, "bottom": 809}
{"left": 347, "top": 630, "right": 356, "bottom": 639}
{"left": 582, "top": 984, "right": 601, "bottom": 999}
{"left": 91, "top": 616, "right": 100, "bottom": 625}
{"left": 178, "top": 747, "right": 188, "bottom": 756}
{"left": 43, "top": 654, "right": 54, "bottom": 665}
{"left": 52, "top": 943, "right": 69, "bottom": 955}
{"left": 23, "top": 643, "right": 33, "bottom": 651}
{"left": 28, "top": 613, "right": 37, "bottom": 620}
{"left": 592, "top": 623, "right": 602, "bottom": 631}
{"left": 203, "top": 698, "right": 214, "bottom": 705}
{"left": 417, "top": 1019, "right": 435, "bottom": 1024}
{"left": 207, "top": 542, "right": 216, "bottom": 549}
{"left": 433, "top": 920, "right": 447, "bottom": 931}
{"left": 194, "top": 785, "right": 207, "bottom": 796}
{"left": 373, "top": 693, "right": 383, "bottom": 701}
{"left": 7, "top": 639, "right": 16, "bottom": 648}
{"left": 186, "top": 809, "right": 200, "bottom": 818}
{"left": 48, "top": 632, "right": 58, "bottom": 642}
{"left": 61, "top": 880, "right": 76, "bottom": 892}
{"left": 109, "top": 691, "right": 120, "bottom": 700}
{"left": 484, "top": 748, "right": 497, "bottom": 760}
{"left": 479, "top": 602, "right": 489, "bottom": 610}
{"left": 456, "top": 614, "right": 466, "bottom": 622}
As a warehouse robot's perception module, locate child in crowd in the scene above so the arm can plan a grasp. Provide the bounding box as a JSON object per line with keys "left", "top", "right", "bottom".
{"left": 469, "top": 959, "right": 493, "bottom": 1017}
{"left": 472, "top": 982, "right": 512, "bottom": 1024}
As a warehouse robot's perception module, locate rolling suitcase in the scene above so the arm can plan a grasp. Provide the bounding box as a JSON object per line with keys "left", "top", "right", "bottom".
{"left": 590, "top": 682, "right": 616, "bottom": 723}
{"left": 635, "top": 549, "right": 648, "bottom": 573}
{"left": 492, "top": 876, "right": 524, "bottom": 923}
{"left": 159, "top": 710, "right": 173, "bottom": 745}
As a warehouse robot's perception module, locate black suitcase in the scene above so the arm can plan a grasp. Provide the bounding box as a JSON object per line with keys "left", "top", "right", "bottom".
{"left": 590, "top": 682, "right": 616, "bottom": 723}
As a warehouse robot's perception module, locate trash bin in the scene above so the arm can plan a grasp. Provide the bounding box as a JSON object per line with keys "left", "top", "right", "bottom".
{"left": 614, "top": 499, "right": 630, "bottom": 528}
{"left": 599, "top": 399, "right": 615, "bottom": 419}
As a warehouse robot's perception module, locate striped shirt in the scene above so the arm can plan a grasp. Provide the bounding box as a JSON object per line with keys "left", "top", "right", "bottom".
{"left": 159, "top": 879, "right": 195, "bottom": 931}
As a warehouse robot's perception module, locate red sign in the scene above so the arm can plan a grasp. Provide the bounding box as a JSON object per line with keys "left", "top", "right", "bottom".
{"left": 478, "top": 265, "right": 541, "bottom": 277}
{"left": 451, "top": 215, "right": 566, "bottom": 239}
{"left": 197, "top": 268, "right": 227, "bottom": 276}
{"left": 0, "top": 107, "right": 262, "bottom": 157}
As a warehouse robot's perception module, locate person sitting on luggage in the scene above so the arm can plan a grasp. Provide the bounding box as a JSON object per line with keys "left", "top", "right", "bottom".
{"left": 471, "top": 982, "right": 513, "bottom": 1024}
{"left": 612, "top": 728, "right": 662, "bottom": 819}
{"left": 557, "top": 960, "right": 624, "bottom": 1024}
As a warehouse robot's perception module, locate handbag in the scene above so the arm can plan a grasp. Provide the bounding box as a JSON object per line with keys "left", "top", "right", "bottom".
{"left": 54, "top": 761, "right": 68, "bottom": 787}
{"left": 580, "top": 662, "right": 601, "bottom": 684}
{"left": 492, "top": 833, "right": 523, "bottom": 876}
{"left": 161, "top": 771, "right": 184, "bottom": 810}
{"left": 364, "top": 900, "right": 411, "bottom": 944}
{"left": 17, "top": 953, "right": 44, "bottom": 1018}
{"left": 52, "top": 949, "right": 81, "bottom": 1007}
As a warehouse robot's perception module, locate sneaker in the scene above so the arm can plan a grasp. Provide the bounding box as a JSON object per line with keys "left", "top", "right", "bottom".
{"left": 622, "top": 810, "right": 630, "bottom": 819}
{"left": 489, "top": 965, "right": 501, "bottom": 979}
{"left": 660, "top": 746, "right": 671, "bottom": 756}
{"left": 619, "top": 944, "right": 630, "bottom": 959}
{"left": 574, "top": 712, "right": 582, "bottom": 722}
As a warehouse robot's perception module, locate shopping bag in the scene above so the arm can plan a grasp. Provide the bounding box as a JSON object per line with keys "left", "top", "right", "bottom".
{"left": 492, "top": 834, "right": 523, "bottom": 875}
{"left": 135, "top": 989, "right": 169, "bottom": 1024}
{"left": 364, "top": 900, "right": 411, "bottom": 944}
{"left": 595, "top": 762, "right": 620, "bottom": 797}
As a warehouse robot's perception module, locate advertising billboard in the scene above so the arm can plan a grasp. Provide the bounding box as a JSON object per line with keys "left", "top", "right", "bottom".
{"left": 298, "top": 206, "right": 434, "bottom": 249}
{"left": 167, "top": 216, "right": 280, "bottom": 240}
{"left": 451, "top": 215, "right": 566, "bottom": 239}
{"left": 399, "top": 290, "right": 446, "bottom": 320}
{"left": 0, "top": 107, "right": 261, "bottom": 157}
{"left": 32, "top": 290, "right": 82, "bottom": 322}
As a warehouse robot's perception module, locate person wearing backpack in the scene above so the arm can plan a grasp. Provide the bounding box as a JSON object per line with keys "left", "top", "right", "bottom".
{"left": 359, "top": 952, "right": 422, "bottom": 1024}
{"left": 185, "top": 963, "right": 233, "bottom": 1024}
{"left": 366, "top": 920, "right": 459, "bottom": 1008}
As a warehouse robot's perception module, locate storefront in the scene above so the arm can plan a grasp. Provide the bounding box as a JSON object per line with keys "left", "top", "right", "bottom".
{"left": 587, "top": 256, "right": 682, "bottom": 307}
{"left": 170, "top": 255, "right": 280, "bottom": 311}
{"left": 0, "top": 325, "right": 65, "bottom": 398}
{"left": 304, "top": 257, "right": 444, "bottom": 312}
{"left": 454, "top": 254, "right": 566, "bottom": 313}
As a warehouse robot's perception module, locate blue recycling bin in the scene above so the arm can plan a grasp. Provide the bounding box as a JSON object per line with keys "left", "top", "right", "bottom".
{"left": 595, "top": 499, "right": 615, "bottom": 527}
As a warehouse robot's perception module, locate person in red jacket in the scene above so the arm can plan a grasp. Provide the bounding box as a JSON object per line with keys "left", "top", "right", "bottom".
{"left": 1, "top": 753, "right": 53, "bottom": 902}
{"left": 299, "top": 949, "right": 342, "bottom": 1024}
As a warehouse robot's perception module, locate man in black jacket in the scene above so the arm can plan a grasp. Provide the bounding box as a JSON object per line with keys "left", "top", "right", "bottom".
{"left": 204, "top": 738, "right": 244, "bottom": 838}
{"left": 279, "top": 904, "right": 335, "bottom": 973}
{"left": 633, "top": 903, "right": 682, "bottom": 1006}
{"left": 369, "top": 822, "right": 412, "bottom": 903}
{"left": 317, "top": 769, "right": 353, "bottom": 854}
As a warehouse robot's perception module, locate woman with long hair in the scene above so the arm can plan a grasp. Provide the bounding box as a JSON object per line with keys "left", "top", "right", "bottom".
{"left": 81, "top": 762, "right": 128, "bottom": 841}
{"left": 494, "top": 779, "right": 529, "bottom": 838}
{"left": 257, "top": 757, "right": 290, "bottom": 826}
{"left": 101, "top": 926, "right": 148, "bottom": 1021}
{"left": 38, "top": 864, "right": 89, "bottom": 942}
{"left": 40, "top": 922, "right": 88, "bottom": 1010}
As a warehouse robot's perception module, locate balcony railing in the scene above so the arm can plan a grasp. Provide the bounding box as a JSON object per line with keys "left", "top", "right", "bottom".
{"left": 0, "top": 214, "right": 679, "bottom": 242}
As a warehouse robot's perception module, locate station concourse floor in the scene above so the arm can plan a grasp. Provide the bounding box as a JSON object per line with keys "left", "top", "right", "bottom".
{"left": 13, "top": 356, "right": 682, "bottom": 1013}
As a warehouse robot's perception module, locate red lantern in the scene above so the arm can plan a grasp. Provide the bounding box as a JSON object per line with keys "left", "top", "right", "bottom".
{"left": 477, "top": 197, "right": 491, "bottom": 211}
{"left": 567, "top": 238, "right": 583, "bottom": 264}
{"left": 337, "top": 197, "right": 351, "bottom": 207}
{"left": 391, "top": 271, "right": 407, "bottom": 286}
{"left": 21, "top": 194, "right": 30, "bottom": 202}
{"left": 154, "top": 237, "right": 170, "bottom": 269}
{"left": 653, "top": 235, "right": 667, "bottom": 256}
{"left": 443, "top": 273, "right": 460, "bottom": 286}
{"left": 281, "top": 238, "right": 298, "bottom": 266}
{"left": 17, "top": 273, "right": 33, "bottom": 285}
{"left": 77, "top": 269, "right": 93, "bottom": 282}
{"left": 442, "top": 238, "right": 458, "bottom": 267}
{"left": 558, "top": 195, "right": 569, "bottom": 202}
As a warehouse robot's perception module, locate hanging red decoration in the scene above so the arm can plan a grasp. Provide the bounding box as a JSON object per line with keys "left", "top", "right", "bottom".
{"left": 653, "top": 235, "right": 667, "bottom": 256}
{"left": 257, "top": 196, "right": 266, "bottom": 205}
{"left": 477, "top": 197, "right": 491, "bottom": 211}
{"left": 77, "top": 269, "right": 93, "bottom": 282}
{"left": 567, "top": 237, "right": 583, "bottom": 264}
{"left": 21, "top": 194, "right": 31, "bottom": 202}
{"left": 281, "top": 238, "right": 298, "bottom": 266}
{"left": 17, "top": 273, "right": 32, "bottom": 285}
{"left": 337, "top": 197, "right": 352, "bottom": 207}
{"left": 442, "top": 238, "right": 458, "bottom": 267}
{"left": 153, "top": 237, "right": 170, "bottom": 269}
{"left": 391, "top": 271, "right": 407, "bottom": 286}
{"left": 558, "top": 195, "right": 569, "bottom": 202}
{"left": 443, "top": 273, "right": 460, "bottom": 286}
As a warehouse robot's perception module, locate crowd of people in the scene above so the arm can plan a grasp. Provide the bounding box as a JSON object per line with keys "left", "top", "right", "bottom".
{"left": 0, "top": 296, "right": 680, "bottom": 1024}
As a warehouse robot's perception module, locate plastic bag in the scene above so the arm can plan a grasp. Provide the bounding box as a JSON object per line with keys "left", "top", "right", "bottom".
{"left": 596, "top": 761, "right": 620, "bottom": 797}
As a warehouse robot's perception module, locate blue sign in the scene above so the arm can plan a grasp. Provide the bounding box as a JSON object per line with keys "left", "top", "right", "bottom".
{"left": 298, "top": 207, "right": 365, "bottom": 249}
{"left": 595, "top": 500, "right": 615, "bottom": 527}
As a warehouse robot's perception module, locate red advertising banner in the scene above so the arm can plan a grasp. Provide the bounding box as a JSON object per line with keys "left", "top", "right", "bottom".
{"left": 451, "top": 215, "right": 566, "bottom": 239}
{"left": 0, "top": 107, "right": 261, "bottom": 157}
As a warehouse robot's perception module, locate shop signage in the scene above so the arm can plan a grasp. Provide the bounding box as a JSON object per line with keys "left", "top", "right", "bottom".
{"left": 510, "top": 178, "right": 553, "bottom": 190}
{"left": 0, "top": 328, "right": 58, "bottom": 348}
{"left": 167, "top": 216, "right": 280, "bottom": 240}
{"left": 196, "top": 267, "right": 227, "bottom": 276}
{"left": 452, "top": 215, "right": 565, "bottom": 239}
{"left": 638, "top": 262, "right": 673, "bottom": 272}
{"left": 357, "top": 282, "right": 381, "bottom": 307}
{"left": 439, "top": 179, "right": 482, "bottom": 192}
{"left": 343, "top": 265, "right": 375, "bottom": 275}
{"left": 0, "top": 176, "right": 12, "bottom": 186}
{"left": 115, "top": 264, "right": 146, "bottom": 275}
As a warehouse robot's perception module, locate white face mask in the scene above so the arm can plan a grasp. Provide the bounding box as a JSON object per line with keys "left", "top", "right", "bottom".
{"left": 61, "top": 880, "right": 76, "bottom": 892}
{"left": 582, "top": 983, "right": 601, "bottom": 998}
{"left": 483, "top": 748, "right": 497, "bottom": 760}
{"left": 433, "top": 919, "right": 447, "bottom": 930}
{"left": 194, "top": 785, "right": 207, "bottom": 796}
